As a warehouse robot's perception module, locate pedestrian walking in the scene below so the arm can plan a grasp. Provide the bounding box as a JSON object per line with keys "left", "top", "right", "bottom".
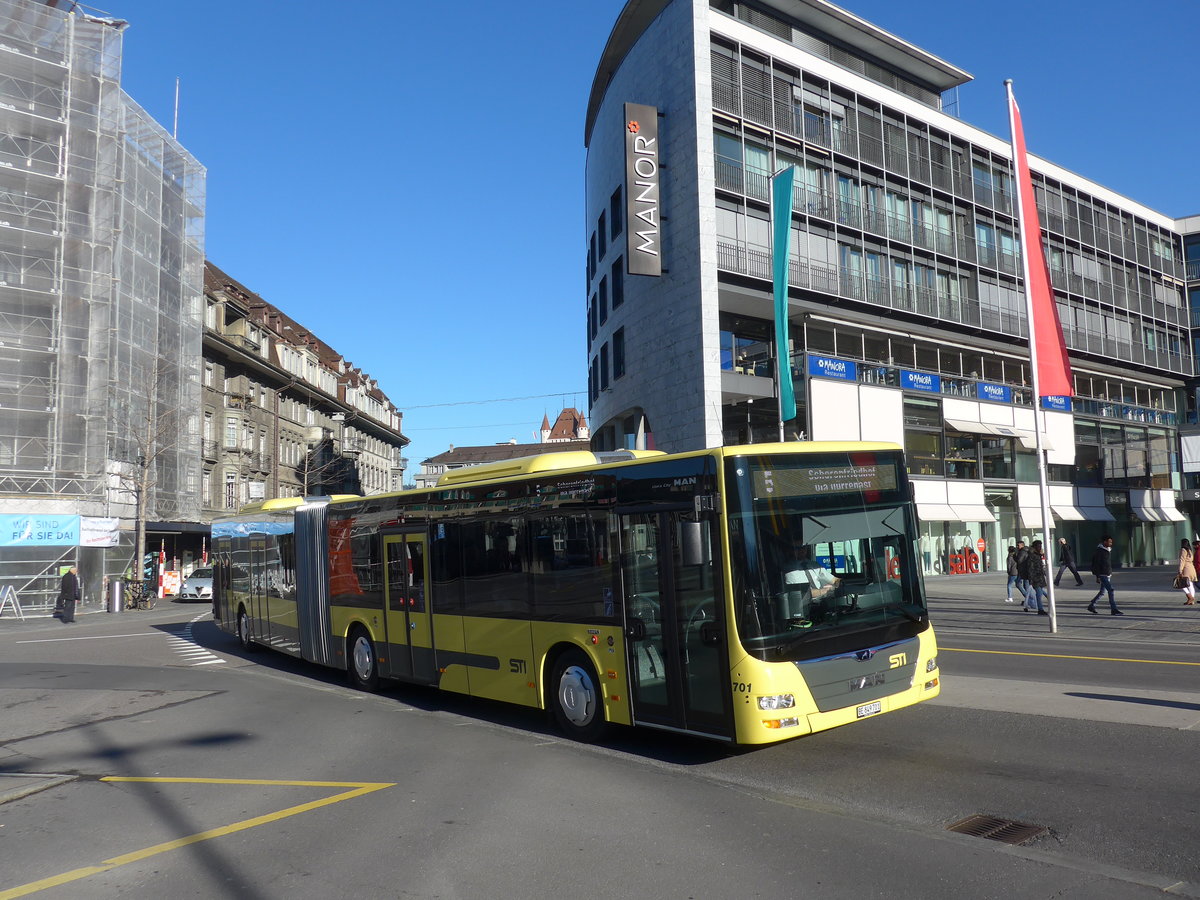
{"left": 1177, "top": 538, "right": 1197, "bottom": 605}
{"left": 1004, "top": 545, "right": 1019, "bottom": 603}
{"left": 1053, "top": 537, "right": 1084, "bottom": 587}
{"left": 1013, "top": 540, "right": 1030, "bottom": 602}
{"left": 1023, "top": 540, "right": 1049, "bottom": 615}
{"left": 1087, "top": 535, "right": 1123, "bottom": 616}
{"left": 58, "top": 566, "right": 80, "bottom": 624}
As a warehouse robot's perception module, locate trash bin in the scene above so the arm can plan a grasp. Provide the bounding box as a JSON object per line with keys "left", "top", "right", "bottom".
{"left": 108, "top": 579, "right": 123, "bottom": 614}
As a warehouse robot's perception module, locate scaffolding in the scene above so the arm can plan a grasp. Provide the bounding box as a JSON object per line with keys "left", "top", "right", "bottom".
{"left": 0, "top": 1, "right": 206, "bottom": 607}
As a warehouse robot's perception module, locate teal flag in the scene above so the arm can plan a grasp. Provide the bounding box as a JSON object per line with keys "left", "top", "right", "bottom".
{"left": 771, "top": 167, "right": 797, "bottom": 422}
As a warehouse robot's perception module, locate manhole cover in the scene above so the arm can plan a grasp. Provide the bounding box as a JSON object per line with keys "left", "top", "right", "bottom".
{"left": 946, "top": 814, "right": 1048, "bottom": 846}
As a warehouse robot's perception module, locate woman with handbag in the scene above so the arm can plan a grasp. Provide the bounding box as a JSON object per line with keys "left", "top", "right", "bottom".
{"left": 1177, "top": 539, "right": 1196, "bottom": 605}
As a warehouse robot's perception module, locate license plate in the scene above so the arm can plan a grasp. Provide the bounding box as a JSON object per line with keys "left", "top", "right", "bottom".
{"left": 856, "top": 700, "right": 882, "bottom": 718}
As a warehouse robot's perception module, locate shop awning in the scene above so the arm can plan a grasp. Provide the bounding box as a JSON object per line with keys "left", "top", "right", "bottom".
{"left": 951, "top": 504, "right": 996, "bottom": 522}
{"left": 916, "top": 504, "right": 960, "bottom": 522}
{"left": 1017, "top": 484, "right": 1045, "bottom": 530}
{"left": 1130, "top": 490, "right": 1187, "bottom": 523}
{"left": 1075, "top": 487, "right": 1116, "bottom": 522}
{"left": 1049, "top": 485, "right": 1087, "bottom": 521}
{"left": 943, "top": 418, "right": 1043, "bottom": 450}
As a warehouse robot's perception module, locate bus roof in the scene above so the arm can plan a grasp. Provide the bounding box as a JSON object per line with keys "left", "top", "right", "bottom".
{"left": 434, "top": 449, "right": 664, "bottom": 487}
{"left": 432, "top": 442, "right": 903, "bottom": 488}
{"left": 235, "top": 494, "right": 359, "bottom": 515}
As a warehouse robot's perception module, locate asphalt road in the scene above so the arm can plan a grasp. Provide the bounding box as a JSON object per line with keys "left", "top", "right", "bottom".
{"left": 1, "top": 590, "right": 1198, "bottom": 899}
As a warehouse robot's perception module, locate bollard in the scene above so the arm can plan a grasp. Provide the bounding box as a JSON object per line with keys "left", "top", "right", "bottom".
{"left": 108, "top": 579, "right": 123, "bottom": 614}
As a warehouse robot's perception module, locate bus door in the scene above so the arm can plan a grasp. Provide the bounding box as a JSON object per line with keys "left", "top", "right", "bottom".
{"left": 383, "top": 532, "right": 437, "bottom": 683}
{"left": 250, "top": 536, "right": 269, "bottom": 647}
{"left": 619, "top": 509, "right": 731, "bottom": 738}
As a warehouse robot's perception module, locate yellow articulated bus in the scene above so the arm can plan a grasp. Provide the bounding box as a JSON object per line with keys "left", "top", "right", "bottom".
{"left": 211, "top": 442, "right": 940, "bottom": 745}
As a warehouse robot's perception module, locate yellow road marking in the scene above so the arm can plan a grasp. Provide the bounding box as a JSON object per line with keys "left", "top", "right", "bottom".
{"left": 943, "top": 646, "right": 1200, "bottom": 666}
{"left": 0, "top": 777, "right": 394, "bottom": 899}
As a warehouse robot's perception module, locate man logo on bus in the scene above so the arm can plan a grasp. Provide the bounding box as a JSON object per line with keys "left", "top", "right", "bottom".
{"left": 855, "top": 649, "right": 876, "bottom": 662}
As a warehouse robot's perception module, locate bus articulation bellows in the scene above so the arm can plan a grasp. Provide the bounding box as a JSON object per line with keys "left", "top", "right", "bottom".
{"left": 211, "top": 442, "right": 940, "bottom": 745}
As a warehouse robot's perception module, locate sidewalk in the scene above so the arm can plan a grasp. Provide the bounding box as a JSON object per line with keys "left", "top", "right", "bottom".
{"left": 0, "top": 596, "right": 185, "bottom": 624}
{"left": 926, "top": 565, "right": 1200, "bottom": 644}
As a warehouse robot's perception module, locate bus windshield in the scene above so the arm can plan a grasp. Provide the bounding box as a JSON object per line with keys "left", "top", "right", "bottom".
{"left": 726, "top": 453, "right": 927, "bottom": 661}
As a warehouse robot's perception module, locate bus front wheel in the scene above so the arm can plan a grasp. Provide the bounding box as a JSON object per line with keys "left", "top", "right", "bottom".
{"left": 548, "top": 649, "right": 608, "bottom": 743}
{"left": 348, "top": 627, "right": 379, "bottom": 692}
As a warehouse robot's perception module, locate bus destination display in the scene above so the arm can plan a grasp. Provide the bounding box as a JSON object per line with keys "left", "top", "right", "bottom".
{"left": 753, "top": 461, "right": 898, "bottom": 498}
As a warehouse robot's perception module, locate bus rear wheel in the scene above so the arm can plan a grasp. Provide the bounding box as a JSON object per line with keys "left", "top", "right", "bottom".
{"left": 237, "top": 607, "right": 256, "bottom": 651}
{"left": 548, "top": 649, "right": 608, "bottom": 743}
{"left": 348, "top": 627, "right": 379, "bottom": 691}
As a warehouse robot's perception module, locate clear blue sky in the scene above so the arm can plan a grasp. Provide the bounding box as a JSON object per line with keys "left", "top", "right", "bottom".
{"left": 102, "top": 0, "right": 1197, "bottom": 477}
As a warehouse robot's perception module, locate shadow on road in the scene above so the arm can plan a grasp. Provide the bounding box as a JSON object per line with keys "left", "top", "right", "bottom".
{"left": 1064, "top": 691, "right": 1200, "bottom": 711}
{"left": 183, "top": 618, "right": 742, "bottom": 766}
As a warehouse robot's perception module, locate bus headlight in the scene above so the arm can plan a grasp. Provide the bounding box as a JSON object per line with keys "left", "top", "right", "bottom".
{"left": 757, "top": 694, "right": 795, "bottom": 710}
{"left": 926, "top": 656, "right": 938, "bottom": 673}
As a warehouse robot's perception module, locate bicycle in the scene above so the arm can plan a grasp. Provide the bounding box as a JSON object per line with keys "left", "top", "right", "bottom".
{"left": 124, "top": 580, "right": 156, "bottom": 610}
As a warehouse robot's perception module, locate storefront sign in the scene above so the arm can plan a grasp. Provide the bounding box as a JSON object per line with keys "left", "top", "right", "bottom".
{"left": 900, "top": 370, "right": 940, "bottom": 393}
{"left": 948, "top": 549, "right": 981, "bottom": 575}
{"left": 976, "top": 382, "right": 1012, "bottom": 403}
{"left": 806, "top": 355, "right": 857, "bottom": 381}
{"left": 624, "top": 102, "right": 660, "bottom": 277}
{"left": 1041, "top": 395, "right": 1072, "bottom": 411}
{"left": 0, "top": 514, "right": 80, "bottom": 547}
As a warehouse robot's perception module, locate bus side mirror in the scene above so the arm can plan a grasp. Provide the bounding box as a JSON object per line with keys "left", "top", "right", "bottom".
{"left": 681, "top": 520, "right": 711, "bottom": 567}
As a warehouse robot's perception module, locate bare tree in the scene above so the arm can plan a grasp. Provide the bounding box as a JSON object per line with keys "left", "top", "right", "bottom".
{"left": 111, "top": 362, "right": 183, "bottom": 584}
{"left": 297, "top": 434, "right": 361, "bottom": 497}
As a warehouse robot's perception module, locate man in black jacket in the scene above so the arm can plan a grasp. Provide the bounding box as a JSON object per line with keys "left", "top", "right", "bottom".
{"left": 1054, "top": 537, "right": 1084, "bottom": 587}
{"left": 1087, "top": 536, "right": 1123, "bottom": 616}
{"left": 58, "top": 566, "right": 80, "bottom": 624}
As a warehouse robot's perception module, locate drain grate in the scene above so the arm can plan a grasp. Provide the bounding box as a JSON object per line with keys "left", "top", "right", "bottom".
{"left": 946, "top": 814, "right": 1049, "bottom": 846}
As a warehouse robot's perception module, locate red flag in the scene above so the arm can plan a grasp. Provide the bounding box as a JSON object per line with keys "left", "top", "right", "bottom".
{"left": 1007, "top": 86, "right": 1072, "bottom": 398}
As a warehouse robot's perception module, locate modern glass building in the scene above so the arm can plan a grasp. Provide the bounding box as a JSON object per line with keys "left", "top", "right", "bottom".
{"left": 584, "top": 0, "right": 1189, "bottom": 572}
{"left": 0, "top": 1, "right": 204, "bottom": 607}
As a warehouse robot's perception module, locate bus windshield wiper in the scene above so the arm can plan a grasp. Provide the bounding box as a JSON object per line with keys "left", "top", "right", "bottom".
{"left": 889, "top": 603, "right": 924, "bottom": 623}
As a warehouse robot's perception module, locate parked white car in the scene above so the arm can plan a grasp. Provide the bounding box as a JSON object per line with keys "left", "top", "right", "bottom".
{"left": 178, "top": 566, "right": 213, "bottom": 603}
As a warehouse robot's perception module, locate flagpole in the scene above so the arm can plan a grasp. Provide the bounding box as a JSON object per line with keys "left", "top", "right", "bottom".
{"left": 770, "top": 166, "right": 798, "bottom": 443}
{"left": 1006, "top": 79, "right": 1057, "bottom": 634}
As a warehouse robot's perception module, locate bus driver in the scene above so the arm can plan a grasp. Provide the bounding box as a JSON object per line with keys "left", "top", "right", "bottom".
{"left": 784, "top": 545, "right": 841, "bottom": 599}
